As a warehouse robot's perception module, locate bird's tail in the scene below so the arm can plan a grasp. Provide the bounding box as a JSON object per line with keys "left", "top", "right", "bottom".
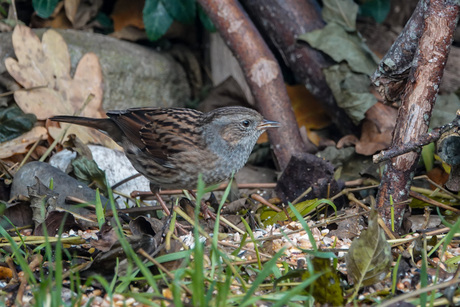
{"left": 49, "top": 116, "right": 123, "bottom": 142}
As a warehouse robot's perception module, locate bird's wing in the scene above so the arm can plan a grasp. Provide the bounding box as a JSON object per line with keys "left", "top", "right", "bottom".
{"left": 107, "top": 108, "right": 205, "bottom": 168}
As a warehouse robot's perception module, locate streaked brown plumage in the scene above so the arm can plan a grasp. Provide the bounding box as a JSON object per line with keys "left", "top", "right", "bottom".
{"left": 50, "top": 106, "right": 279, "bottom": 192}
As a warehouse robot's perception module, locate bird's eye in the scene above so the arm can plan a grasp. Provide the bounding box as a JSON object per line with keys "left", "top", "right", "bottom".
{"left": 241, "top": 120, "right": 251, "bottom": 128}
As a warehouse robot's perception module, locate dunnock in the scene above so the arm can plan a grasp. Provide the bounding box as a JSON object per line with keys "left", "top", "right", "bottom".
{"left": 50, "top": 107, "right": 279, "bottom": 193}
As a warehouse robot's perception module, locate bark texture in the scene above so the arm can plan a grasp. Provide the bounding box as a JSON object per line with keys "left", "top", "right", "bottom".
{"left": 374, "top": 0, "right": 460, "bottom": 231}
{"left": 371, "top": 0, "right": 425, "bottom": 102}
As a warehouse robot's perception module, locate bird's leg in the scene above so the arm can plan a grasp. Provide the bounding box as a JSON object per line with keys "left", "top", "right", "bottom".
{"left": 150, "top": 185, "right": 194, "bottom": 235}
{"left": 187, "top": 190, "right": 216, "bottom": 220}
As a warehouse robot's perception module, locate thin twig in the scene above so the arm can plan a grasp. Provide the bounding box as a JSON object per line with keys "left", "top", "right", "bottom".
{"left": 111, "top": 173, "right": 142, "bottom": 190}
{"left": 373, "top": 111, "right": 460, "bottom": 163}
{"left": 251, "top": 194, "right": 282, "bottom": 212}
{"left": 17, "top": 139, "right": 40, "bottom": 171}
{"left": 158, "top": 183, "right": 277, "bottom": 195}
{"left": 291, "top": 187, "right": 312, "bottom": 205}
{"left": 379, "top": 276, "right": 460, "bottom": 307}
{"left": 0, "top": 160, "right": 16, "bottom": 179}
{"left": 348, "top": 193, "right": 404, "bottom": 252}
{"left": 409, "top": 191, "right": 460, "bottom": 213}
{"left": 414, "top": 175, "right": 460, "bottom": 200}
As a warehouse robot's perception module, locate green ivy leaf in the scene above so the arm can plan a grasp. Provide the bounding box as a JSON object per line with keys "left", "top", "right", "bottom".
{"left": 0, "top": 106, "right": 36, "bottom": 142}
{"left": 32, "top": 0, "right": 59, "bottom": 19}
{"left": 95, "top": 12, "right": 114, "bottom": 32}
{"left": 359, "top": 0, "right": 391, "bottom": 23}
{"left": 162, "top": 0, "right": 196, "bottom": 24}
{"left": 143, "top": 0, "right": 174, "bottom": 41}
{"left": 198, "top": 4, "right": 215, "bottom": 32}
{"left": 71, "top": 157, "right": 108, "bottom": 195}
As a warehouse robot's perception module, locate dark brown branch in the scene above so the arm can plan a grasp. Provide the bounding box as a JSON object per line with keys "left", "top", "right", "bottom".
{"left": 241, "top": 0, "right": 357, "bottom": 135}
{"left": 197, "top": 0, "right": 315, "bottom": 170}
{"left": 375, "top": 0, "right": 460, "bottom": 231}
{"left": 371, "top": 0, "right": 425, "bottom": 102}
{"left": 373, "top": 111, "right": 460, "bottom": 163}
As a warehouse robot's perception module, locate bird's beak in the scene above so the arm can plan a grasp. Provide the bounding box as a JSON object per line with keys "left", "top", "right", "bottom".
{"left": 257, "top": 119, "right": 280, "bottom": 130}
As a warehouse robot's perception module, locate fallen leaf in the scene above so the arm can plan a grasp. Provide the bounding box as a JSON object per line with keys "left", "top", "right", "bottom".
{"left": 65, "top": 0, "right": 81, "bottom": 25}
{"left": 310, "top": 257, "right": 344, "bottom": 305}
{"left": 34, "top": 211, "right": 82, "bottom": 236}
{"left": 329, "top": 206, "right": 362, "bottom": 240}
{"left": 323, "top": 63, "right": 377, "bottom": 125}
{"left": 129, "top": 216, "right": 164, "bottom": 237}
{"left": 275, "top": 153, "right": 341, "bottom": 205}
{"left": 0, "top": 266, "right": 13, "bottom": 280}
{"left": 110, "top": 25, "right": 148, "bottom": 41}
{"left": 0, "top": 127, "right": 47, "bottom": 159}
{"left": 299, "top": 23, "right": 378, "bottom": 75}
{"left": 355, "top": 102, "right": 397, "bottom": 155}
{"left": 111, "top": 0, "right": 145, "bottom": 32}
{"left": 427, "top": 167, "right": 449, "bottom": 187}
{"left": 71, "top": 156, "right": 108, "bottom": 194}
{"left": 0, "top": 202, "right": 33, "bottom": 230}
{"left": 322, "top": 0, "right": 358, "bottom": 31}
{"left": 90, "top": 223, "right": 118, "bottom": 252}
{"left": 337, "top": 134, "right": 359, "bottom": 148}
{"left": 287, "top": 84, "right": 331, "bottom": 146}
{"left": 274, "top": 257, "right": 344, "bottom": 305}
{"left": 67, "top": 0, "right": 103, "bottom": 29}
{"left": 0, "top": 106, "right": 36, "bottom": 143}
{"left": 5, "top": 25, "right": 114, "bottom": 147}
{"left": 346, "top": 208, "right": 391, "bottom": 287}
{"left": 28, "top": 177, "right": 59, "bottom": 227}
{"left": 197, "top": 77, "right": 250, "bottom": 112}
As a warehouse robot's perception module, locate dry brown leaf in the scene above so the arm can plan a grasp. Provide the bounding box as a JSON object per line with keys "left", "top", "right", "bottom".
{"left": 0, "top": 127, "right": 47, "bottom": 159}
{"left": 355, "top": 102, "right": 397, "bottom": 155}
{"left": 68, "top": 0, "right": 103, "bottom": 29}
{"left": 65, "top": 0, "right": 81, "bottom": 25}
{"left": 111, "top": 0, "right": 145, "bottom": 32}
{"left": 5, "top": 25, "right": 115, "bottom": 147}
{"left": 0, "top": 267, "right": 13, "bottom": 280}
{"left": 427, "top": 167, "right": 449, "bottom": 187}
{"left": 110, "top": 25, "right": 148, "bottom": 41}
{"left": 337, "top": 134, "right": 359, "bottom": 148}
{"left": 287, "top": 84, "right": 331, "bottom": 146}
